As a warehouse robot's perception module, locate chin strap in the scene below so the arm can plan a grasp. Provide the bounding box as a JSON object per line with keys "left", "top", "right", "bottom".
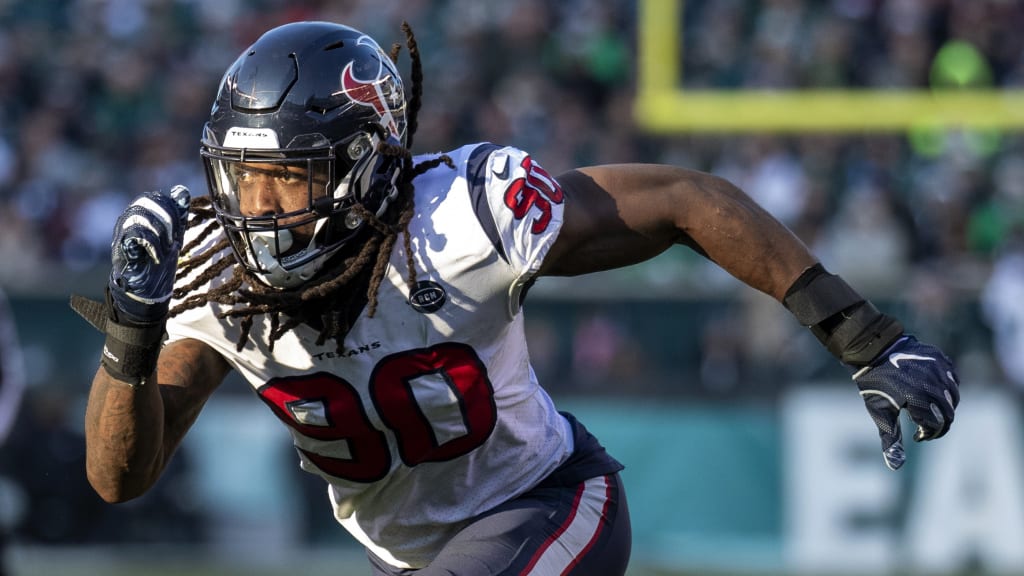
{"left": 70, "top": 291, "right": 165, "bottom": 387}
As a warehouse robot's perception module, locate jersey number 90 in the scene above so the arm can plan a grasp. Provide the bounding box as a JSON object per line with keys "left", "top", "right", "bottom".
{"left": 256, "top": 343, "right": 497, "bottom": 483}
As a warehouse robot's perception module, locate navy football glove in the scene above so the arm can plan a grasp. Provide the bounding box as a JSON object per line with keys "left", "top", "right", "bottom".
{"left": 70, "top": 185, "right": 190, "bottom": 385}
{"left": 108, "top": 186, "right": 191, "bottom": 324}
{"left": 852, "top": 335, "right": 960, "bottom": 470}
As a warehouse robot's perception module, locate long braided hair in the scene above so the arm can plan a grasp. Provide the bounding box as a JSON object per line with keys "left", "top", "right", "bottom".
{"left": 169, "top": 22, "right": 453, "bottom": 353}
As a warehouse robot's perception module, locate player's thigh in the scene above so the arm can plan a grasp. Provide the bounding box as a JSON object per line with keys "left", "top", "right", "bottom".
{"left": 404, "top": 472, "right": 630, "bottom": 576}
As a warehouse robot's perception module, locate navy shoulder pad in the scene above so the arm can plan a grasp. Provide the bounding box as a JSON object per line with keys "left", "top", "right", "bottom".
{"left": 465, "top": 143, "right": 507, "bottom": 263}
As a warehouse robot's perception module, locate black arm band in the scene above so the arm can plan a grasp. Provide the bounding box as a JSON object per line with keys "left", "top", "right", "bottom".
{"left": 70, "top": 291, "right": 165, "bottom": 387}
{"left": 783, "top": 264, "right": 904, "bottom": 367}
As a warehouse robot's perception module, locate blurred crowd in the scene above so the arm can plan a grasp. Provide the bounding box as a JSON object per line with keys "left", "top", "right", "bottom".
{"left": 1, "top": 0, "right": 1024, "bottom": 295}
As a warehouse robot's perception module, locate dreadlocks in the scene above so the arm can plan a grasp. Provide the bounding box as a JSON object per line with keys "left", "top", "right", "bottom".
{"left": 168, "top": 22, "right": 454, "bottom": 353}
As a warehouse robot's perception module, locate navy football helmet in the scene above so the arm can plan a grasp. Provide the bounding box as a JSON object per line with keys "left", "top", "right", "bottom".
{"left": 201, "top": 21, "right": 408, "bottom": 288}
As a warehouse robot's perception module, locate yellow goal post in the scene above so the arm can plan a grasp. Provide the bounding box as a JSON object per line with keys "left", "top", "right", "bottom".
{"left": 634, "top": 0, "right": 1024, "bottom": 133}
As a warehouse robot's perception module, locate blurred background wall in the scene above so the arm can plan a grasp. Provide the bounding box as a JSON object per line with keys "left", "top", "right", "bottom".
{"left": 1, "top": 0, "right": 1024, "bottom": 574}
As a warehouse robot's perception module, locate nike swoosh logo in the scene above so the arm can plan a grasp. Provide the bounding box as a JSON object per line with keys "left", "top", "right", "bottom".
{"left": 492, "top": 154, "right": 510, "bottom": 179}
{"left": 889, "top": 352, "right": 936, "bottom": 369}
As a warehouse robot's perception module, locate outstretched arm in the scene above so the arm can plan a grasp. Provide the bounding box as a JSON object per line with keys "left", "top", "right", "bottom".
{"left": 541, "top": 164, "right": 815, "bottom": 300}
{"left": 544, "top": 164, "right": 960, "bottom": 470}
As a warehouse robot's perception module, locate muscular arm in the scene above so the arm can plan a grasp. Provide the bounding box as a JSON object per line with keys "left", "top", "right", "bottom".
{"left": 541, "top": 164, "right": 817, "bottom": 301}
{"left": 85, "top": 338, "right": 230, "bottom": 503}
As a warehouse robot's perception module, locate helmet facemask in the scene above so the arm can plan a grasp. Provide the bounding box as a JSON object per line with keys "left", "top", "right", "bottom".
{"left": 202, "top": 128, "right": 399, "bottom": 289}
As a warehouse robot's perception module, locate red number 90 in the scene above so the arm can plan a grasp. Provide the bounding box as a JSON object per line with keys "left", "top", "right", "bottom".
{"left": 257, "top": 343, "right": 497, "bottom": 483}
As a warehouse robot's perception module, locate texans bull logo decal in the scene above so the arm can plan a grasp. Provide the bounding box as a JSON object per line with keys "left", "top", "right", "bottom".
{"left": 340, "top": 36, "right": 402, "bottom": 137}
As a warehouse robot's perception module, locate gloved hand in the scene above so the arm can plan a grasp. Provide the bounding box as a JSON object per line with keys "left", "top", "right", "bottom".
{"left": 852, "top": 335, "right": 960, "bottom": 470}
{"left": 108, "top": 185, "right": 191, "bottom": 324}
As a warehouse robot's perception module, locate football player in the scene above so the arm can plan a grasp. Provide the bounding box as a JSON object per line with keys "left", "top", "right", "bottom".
{"left": 73, "top": 21, "right": 960, "bottom": 576}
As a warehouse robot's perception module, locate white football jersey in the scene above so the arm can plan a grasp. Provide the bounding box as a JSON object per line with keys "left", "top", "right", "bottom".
{"left": 166, "top": 143, "right": 574, "bottom": 568}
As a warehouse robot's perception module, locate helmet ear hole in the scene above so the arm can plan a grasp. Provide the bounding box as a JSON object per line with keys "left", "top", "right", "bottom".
{"left": 365, "top": 137, "right": 404, "bottom": 216}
